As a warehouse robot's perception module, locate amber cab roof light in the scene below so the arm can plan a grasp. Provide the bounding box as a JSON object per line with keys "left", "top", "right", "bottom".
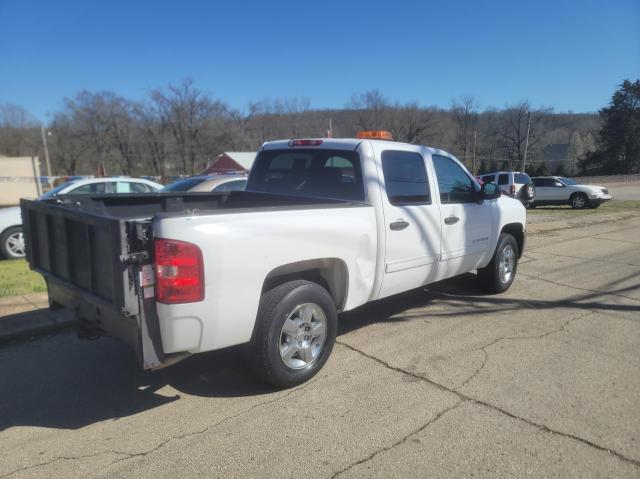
{"left": 356, "top": 130, "right": 394, "bottom": 141}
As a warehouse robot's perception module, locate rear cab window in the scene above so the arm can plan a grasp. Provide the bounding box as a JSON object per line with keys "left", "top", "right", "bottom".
{"left": 380, "top": 150, "right": 430, "bottom": 205}
{"left": 498, "top": 174, "right": 509, "bottom": 185}
{"left": 514, "top": 173, "right": 531, "bottom": 184}
{"left": 247, "top": 149, "right": 364, "bottom": 201}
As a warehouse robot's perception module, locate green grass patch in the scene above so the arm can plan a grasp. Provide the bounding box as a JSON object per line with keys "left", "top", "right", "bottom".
{"left": 528, "top": 200, "right": 640, "bottom": 216}
{"left": 0, "top": 259, "right": 47, "bottom": 298}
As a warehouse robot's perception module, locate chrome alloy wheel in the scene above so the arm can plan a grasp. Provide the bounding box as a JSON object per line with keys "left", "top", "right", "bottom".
{"left": 6, "top": 231, "right": 25, "bottom": 258}
{"left": 572, "top": 195, "right": 586, "bottom": 208}
{"left": 499, "top": 244, "right": 516, "bottom": 284}
{"left": 279, "top": 303, "right": 327, "bottom": 369}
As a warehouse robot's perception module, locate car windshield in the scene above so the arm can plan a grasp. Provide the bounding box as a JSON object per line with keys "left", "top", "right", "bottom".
{"left": 38, "top": 181, "right": 77, "bottom": 199}
{"left": 558, "top": 177, "right": 578, "bottom": 185}
{"left": 162, "top": 178, "right": 207, "bottom": 191}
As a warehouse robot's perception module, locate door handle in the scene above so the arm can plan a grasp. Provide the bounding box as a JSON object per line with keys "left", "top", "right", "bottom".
{"left": 444, "top": 215, "right": 459, "bottom": 225}
{"left": 390, "top": 219, "right": 410, "bottom": 231}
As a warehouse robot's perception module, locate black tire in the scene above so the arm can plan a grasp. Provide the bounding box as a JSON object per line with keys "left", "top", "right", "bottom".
{"left": 244, "top": 280, "right": 337, "bottom": 388}
{"left": 477, "top": 233, "right": 519, "bottom": 294}
{"left": 570, "top": 193, "right": 588, "bottom": 209}
{"left": 0, "top": 226, "right": 25, "bottom": 259}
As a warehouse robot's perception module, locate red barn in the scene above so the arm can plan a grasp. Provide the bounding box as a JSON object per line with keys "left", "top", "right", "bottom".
{"left": 201, "top": 152, "right": 256, "bottom": 175}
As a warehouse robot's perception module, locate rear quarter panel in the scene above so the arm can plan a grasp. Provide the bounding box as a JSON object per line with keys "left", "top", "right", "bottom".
{"left": 153, "top": 206, "right": 377, "bottom": 353}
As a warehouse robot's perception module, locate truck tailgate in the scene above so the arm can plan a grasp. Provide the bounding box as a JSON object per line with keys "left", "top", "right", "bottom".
{"left": 20, "top": 198, "right": 165, "bottom": 369}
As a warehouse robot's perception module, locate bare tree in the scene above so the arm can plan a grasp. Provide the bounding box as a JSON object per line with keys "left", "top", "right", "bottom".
{"left": 494, "top": 101, "right": 551, "bottom": 167}
{"left": 451, "top": 96, "right": 479, "bottom": 159}
{"left": 348, "top": 90, "right": 389, "bottom": 131}
{"left": 0, "top": 103, "right": 40, "bottom": 156}
{"left": 388, "top": 102, "right": 437, "bottom": 144}
{"left": 150, "top": 79, "right": 232, "bottom": 174}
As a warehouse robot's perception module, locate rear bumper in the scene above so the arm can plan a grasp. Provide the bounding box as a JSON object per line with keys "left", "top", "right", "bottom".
{"left": 47, "top": 276, "right": 141, "bottom": 353}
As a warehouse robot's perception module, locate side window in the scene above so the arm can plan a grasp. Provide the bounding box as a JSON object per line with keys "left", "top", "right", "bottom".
{"left": 432, "top": 155, "right": 476, "bottom": 204}
{"left": 381, "top": 150, "right": 430, "bottom": 205}
{"left": 213, "top": 179, "right": 247, "bottom": 192}
{"left": 482, "top": 175, "right": 496, "bottom": 183}
{"left": 532, "top": 178, "right": 544, "bottom": 187}
{"left": 498, "top": 174, "right": 509, "bottom": 185}
{"left": 130, "top": 182, "right": 153, "bottom": 193}
{"left": 67, "top": 182, "right": 108, "bottom": 195}
{"left": 116, "top": 182, "right": 132, "bottom": 193}
{"left": 553, "top": 180, "right": 564, "bottom": 187}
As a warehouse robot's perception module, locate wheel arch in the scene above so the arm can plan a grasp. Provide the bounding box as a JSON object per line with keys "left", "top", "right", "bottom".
{"left": 261, "top": 258, "right": 349, "bottom": 311}
{"left": 500, "top": 223, "right": 525, "bottom": 258}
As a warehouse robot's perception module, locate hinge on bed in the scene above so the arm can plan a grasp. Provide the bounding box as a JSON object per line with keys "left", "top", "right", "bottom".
{"left": 120, "top": 251, "right": 149, "bottom": 264}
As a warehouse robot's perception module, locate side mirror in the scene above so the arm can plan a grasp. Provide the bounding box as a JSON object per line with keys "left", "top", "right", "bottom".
{"left": 481, "top": 182, "right": 501, "bottom": 200}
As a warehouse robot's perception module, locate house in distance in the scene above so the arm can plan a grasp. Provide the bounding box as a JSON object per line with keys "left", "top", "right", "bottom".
{"left": 202, "top": 152, "right": 256, "bottom": 175}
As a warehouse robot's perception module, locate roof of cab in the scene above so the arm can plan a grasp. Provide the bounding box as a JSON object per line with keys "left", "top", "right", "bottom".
{"left": 261, "top": 138, "right": 460, "bottom": 162}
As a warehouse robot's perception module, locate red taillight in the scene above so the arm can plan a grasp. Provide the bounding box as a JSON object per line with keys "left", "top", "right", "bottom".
{"left": 510, "top": 184, "right": 516, "bottom": 195}
{"left": 288, "top": 139, "right": 323, "bottom": 146}
{"left": 154, "top": 238, "right": 204, "bottom": 304}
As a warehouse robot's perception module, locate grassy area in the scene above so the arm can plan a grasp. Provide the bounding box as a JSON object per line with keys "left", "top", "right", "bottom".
{"left": 528, "top": 200, "right": 640, "bottom": 217}
{"left": 0, "top": 259, "right": 46, "bottom": 298}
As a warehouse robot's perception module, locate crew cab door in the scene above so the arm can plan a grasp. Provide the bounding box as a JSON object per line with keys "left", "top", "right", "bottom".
{"left": 372, "top": 144, "right": 442, "bottom": 299}
{"left": 430, "top": 154, "right": 492, "bottom": 280}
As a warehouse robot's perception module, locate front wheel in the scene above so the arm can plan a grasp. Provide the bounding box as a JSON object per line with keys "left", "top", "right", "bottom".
{"left": 570, "top": 193, "right": 588, "bottom": 209}
{"left": 0, "top": 226, "right": 25, "bottom": 259}
{"left": 477, "top": 233, "right": 519, "bottom": 293}
{"left": 244, "top": 280, "right": 337, "bottom": 388}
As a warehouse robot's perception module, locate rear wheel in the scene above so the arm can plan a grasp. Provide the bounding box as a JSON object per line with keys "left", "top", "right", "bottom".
{"left": 478, "top": 233, "right": 519, "bottom": 293}
{"left": 570, "top": 193, "right": 588, "bottom": 209}
{"left": 0, "top": 226, "right": 25, "bottom": 259}
{"left": 244, "top": 280, "right": 337, "bottom": 388}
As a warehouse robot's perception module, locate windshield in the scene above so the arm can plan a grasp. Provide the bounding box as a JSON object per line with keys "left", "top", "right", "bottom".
{"left": 162, "top": 178, "right": 207, "bottom": 192}
{"left": 246, "top": 149, "right": 364, "bottom": 201}
{"left": 558, "top": 177, "right": 578, "bottom": 185}
{"left": 38, "top": 181, "right": 77, "bottom": 199}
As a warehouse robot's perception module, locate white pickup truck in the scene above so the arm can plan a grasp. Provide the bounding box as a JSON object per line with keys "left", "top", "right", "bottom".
{"left": 22, "top": 134, "right": 526, "bottom": 387}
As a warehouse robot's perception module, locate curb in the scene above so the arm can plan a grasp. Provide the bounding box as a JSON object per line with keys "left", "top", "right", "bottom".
{"left": 0, "top": 308, "right": 80, "bottom": 344}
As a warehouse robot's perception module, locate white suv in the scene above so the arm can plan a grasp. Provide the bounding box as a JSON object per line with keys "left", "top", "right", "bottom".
{"left": 478, "top": 171, "right": 535, "bottom": 207}
{"left": 530, "top": 176, "right": 612, "bottom": 209}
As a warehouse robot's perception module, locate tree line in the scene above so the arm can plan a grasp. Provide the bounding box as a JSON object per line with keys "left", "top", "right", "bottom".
{"left": 1, "top": 78, "right": 637, "bottom": 178}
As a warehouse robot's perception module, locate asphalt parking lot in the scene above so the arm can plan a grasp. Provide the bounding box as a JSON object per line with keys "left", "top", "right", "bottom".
{"left": 1, "top": 215, "right": 639, "bottom": 478}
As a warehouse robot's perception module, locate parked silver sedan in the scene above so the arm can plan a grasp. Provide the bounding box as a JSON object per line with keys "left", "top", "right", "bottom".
{"left": 162, "top": 174, "right": 247, "bottom": 193}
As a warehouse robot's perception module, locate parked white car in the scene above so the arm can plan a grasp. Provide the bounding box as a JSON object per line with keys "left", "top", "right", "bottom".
{"left": 0, "top": 177, "right": 163, "bottom": 259}
{"left": 162, "top": 173, "right": 247, "bottom": 193}
{"left": 530, "top": 176, "right": 612, "bottom": 208}
{"left": 23, "top": 134, "right": 527, "bottom": 387}
{"left": 478, "top": 171, "right": 535, "bottom": 207}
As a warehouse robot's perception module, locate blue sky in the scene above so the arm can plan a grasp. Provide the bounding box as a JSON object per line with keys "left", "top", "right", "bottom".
{"left": 1, "top": 0, "right": 638, "bottom": 121}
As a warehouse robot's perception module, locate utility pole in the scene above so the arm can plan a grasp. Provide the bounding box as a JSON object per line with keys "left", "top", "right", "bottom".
{"left": 40, "top": 126, "right": 52, "bottom": 180}
{"left": 472, "top": 129, "right": 477, "bottom": 175}
{"left": 521, "top": 111, "right": 531, "bottom": 172}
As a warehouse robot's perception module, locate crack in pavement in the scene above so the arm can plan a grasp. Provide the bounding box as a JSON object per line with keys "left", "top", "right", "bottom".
{"left": 518, "top": 273, "right": 640, "bottom": 302}
{"left": 527, "top": 250, "right": 640, "bottom": 268}
{"left": 104, "top": 379, "right": 316, "bottom": 469}
{"left": 0, "top": 380, "right": 316, "bottom": 478}
{"left": 458, "top": 314, "right": 586, "bottom": 389}
{"left": 0, "top": 450, "right": 131, "bottom": 479}
{"left": 335, "top": 340, "right": 640, "bottom": 469}
{"left": 525, "top": 222, "right": 640, "bottom": 252}
{"left": 330, "top": 401, "right": 467, "bottom": 478}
